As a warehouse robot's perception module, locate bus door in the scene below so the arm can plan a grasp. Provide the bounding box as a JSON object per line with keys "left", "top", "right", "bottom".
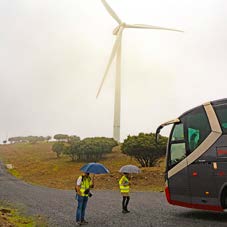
{"left": 167, "top": 123, "right": 191, "bottom": 204}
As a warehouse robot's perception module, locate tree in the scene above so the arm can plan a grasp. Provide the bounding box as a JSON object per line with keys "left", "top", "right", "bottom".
{"left": 121, "top": 133, "right": 168, "bottom": 167}
{"left": 53, "top": 134, "right": 69, "bottom": 141}
{"left": 77, "top": 137, "right": 118, "bottom": 162}
{"left": 67, "top": 135, "right": 80, "bottom": 144}
{"left": 52, "top": 142, "right": 66, "bottom": 158}
{"left": 26, "top": 136, "right": 43, "bottom": 144}
{"left": 63, "top": 137, "right": 117, "bottom": 162}
{"left": 45, "top": 136, "right": 52, "bottom": 142}
{"left": 53, "top": 136, "right": 117, "bottom": 162}
{"left": 63, "top": 136, "right": 81, "bottom": 161}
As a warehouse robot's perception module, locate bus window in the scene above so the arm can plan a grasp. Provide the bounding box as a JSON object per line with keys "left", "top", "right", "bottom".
{"left": 171, "top": 123, "right": 184, "bottom": 141}
{"left": 170, "top": 143, "right": 186, "bottom": 166}
{"left": 184, "top": 106, "right": 211, "bottom": 153}
{"left": 222, "top": 123, "right": 227, "bottom": 130}
{"left": 214, "top": 104, "right": 227, "bottom": 134}
{"left": 169, "top": 123, "right": 186, "bottom": 167}
{"left": 188, "top": 128, "right": 200, "bottom": 151}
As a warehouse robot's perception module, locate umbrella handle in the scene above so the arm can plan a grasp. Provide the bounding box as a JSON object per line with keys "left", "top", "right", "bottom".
{"left": 92, "top": 174, "right": 95, "bottom": 186}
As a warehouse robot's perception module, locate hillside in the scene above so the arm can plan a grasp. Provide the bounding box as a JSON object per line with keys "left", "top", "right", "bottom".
{"left": 0, "top": 143, "right": 165, "bottom": 191}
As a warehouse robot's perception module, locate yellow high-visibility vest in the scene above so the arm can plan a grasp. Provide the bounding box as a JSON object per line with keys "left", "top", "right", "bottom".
{"left": 78, "top": 176, "right": 92, "bottom": 197}
{"left": 119, "top": 175, "right": 130, "bottom": 193}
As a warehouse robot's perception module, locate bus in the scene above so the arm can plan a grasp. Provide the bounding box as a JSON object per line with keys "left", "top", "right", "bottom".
{"left": 156, "top": 98, "right": 227, "bottom": 212}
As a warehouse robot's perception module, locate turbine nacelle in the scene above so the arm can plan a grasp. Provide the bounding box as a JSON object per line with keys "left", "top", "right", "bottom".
{"left": 113, "top": 23, "right": 126, "bottom": 35}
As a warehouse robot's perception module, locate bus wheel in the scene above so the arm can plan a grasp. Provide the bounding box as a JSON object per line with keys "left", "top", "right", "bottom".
{"left": 221, "top": 188, "right": 227, "bottom": 209}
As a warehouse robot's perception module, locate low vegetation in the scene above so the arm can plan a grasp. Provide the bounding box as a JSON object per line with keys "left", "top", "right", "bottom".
{"left": 51, "top": 133, "right": 167, "bottom": 167}
{"left": 52, "top": 136, "right": 118, "bottom": 162}
{"left": 0, "top": 135, "right": 166, "bottom": 191}
{"left": 8, "top": 136, "right": 51, "bottom": 144}
{"left": 0, "top": 202, "right": 46, "bottom": 227}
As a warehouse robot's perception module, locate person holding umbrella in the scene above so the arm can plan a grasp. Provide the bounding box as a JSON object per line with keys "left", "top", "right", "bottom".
{"left": 75, "top": 171, "right": 94, "bottom": 225}
{"left": 119, "top": 165, "right": 141, "bottom": 214}
{"left": 75, "top": 163, "right": 109, "bottom": 225}
{"left": 119, "top": 172, "right": 131, "bottom": 213}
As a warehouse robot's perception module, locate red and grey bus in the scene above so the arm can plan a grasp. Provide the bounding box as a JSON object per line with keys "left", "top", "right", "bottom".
{"left": 156, "top": 98, "right": 227, "bottom": 211}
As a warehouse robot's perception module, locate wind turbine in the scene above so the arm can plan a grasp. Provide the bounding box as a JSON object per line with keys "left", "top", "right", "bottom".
{"left": 97, "top": 0, "right": 183, "bottom": 142}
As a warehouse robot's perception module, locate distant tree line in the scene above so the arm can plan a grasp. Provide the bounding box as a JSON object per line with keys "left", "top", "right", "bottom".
{"left": 8, "top": 136, "right": 52, "bottom": 144}
{"left": 7, "top": 132, "right": 168, "bottom": 167}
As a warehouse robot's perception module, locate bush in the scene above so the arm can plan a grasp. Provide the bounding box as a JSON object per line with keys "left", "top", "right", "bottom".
{"left": 121, "top": 133, "right": 167, "bottom": 167}
{"left": 52, "top": 142, "right": 66, "bottom": 158}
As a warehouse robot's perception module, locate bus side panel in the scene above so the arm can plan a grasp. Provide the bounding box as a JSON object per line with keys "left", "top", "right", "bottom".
{"left": 188, "top": 162, "right": 219, "bottom": 206}
{"left": 189, "top": 135, "right": 227, "bottom": 208}
{"left": 168, "top": 167, "right": 191, "bottom": 204}
{"left": 213, "top": 135, "right": 227, "bottom": 206}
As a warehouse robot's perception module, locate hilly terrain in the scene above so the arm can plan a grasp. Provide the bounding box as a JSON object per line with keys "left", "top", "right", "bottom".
{"left": 0, "top": 143, "right": 165, "bottom": 191}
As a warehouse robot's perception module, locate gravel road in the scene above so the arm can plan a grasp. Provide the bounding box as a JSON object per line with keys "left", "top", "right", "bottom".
{"left": 1, "top": 161, "right": 227, "bottom": 227}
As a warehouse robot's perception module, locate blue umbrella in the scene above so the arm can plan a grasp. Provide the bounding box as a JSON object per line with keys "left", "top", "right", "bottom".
{"left": 80, "top": 163, "right": 110, "bottom": 174}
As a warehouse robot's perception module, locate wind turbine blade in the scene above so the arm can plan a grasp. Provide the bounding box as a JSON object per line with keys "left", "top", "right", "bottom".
{"left": 96, "top": 27, "right": 123, "bottom": 98}
{"left": 101, "top": 0, "right": 122, "bottom": 24}
{"left": 125, "top": 24, "right": 183, "bottom": 32}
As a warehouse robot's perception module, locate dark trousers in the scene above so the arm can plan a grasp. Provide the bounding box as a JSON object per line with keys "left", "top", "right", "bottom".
{"left": 122, "top": 196, "right": 130, "bottom": 211}
{"left": 76, "top": 194, "right": 88, "bottom": 222}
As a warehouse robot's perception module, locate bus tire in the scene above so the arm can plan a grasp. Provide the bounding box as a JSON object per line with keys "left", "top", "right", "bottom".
{"left": 221, "top": 187, "right": 227, "bottom": 209}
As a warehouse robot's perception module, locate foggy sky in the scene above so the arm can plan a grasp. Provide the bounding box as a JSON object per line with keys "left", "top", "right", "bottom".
{"left": 1, "top": 0, "right": 227, "bottom": 142}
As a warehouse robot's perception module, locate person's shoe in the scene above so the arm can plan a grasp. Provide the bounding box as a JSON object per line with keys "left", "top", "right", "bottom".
{"left": 81, "top": 220, "right": 88, "bottom": 225}
{"left": 75, "top": 221, "right": 82, "bottom": 226}
{"left": 125, "top": 210, "right": 130, "bottom": 213}
{"left": 122, "top": 210, "right": 127, "bottom": 213}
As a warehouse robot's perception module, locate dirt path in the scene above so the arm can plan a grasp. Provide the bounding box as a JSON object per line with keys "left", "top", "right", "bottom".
{"left": 1, "top": 161, "right": 227, "bottom": 227}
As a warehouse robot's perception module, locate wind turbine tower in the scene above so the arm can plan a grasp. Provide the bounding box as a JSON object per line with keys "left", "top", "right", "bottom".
{"left": 97, "top": 0, "right": 183, "bottom": 142}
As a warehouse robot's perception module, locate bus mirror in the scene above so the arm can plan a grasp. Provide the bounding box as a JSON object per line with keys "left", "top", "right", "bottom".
{"left": 155, "top": 118, "right": 180, "bottom": 144}
{"left": 156, "top": 133, "right": 160, "bottom": 143}
{"left": 155, "top": 125, "right": 163, "bottom": 144}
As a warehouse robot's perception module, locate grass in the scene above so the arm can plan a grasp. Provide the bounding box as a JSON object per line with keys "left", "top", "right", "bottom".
{"left": 0, "top": 202, "right": 47, "bottom": 227}
{"left": 8, "top": 169, "right": 20, "bottom": 178}
{"left": 0, "top": 143, "right": 165, "bottom": 191}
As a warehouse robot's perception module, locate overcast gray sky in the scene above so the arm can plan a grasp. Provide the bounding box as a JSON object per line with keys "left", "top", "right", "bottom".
{"left": 1, "top": 0, "right": 227, "bottom": 142}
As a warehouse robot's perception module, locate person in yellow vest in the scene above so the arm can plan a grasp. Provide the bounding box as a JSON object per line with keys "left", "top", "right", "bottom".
{"left": 119, "top": 172, "right": 131, "bottom": 213}
{"left": 75, "top": 172, "right": 94, "bottom": 225}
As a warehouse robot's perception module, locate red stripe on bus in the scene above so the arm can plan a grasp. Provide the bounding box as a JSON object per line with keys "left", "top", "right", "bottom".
{"left": 165, "top": 187, "right": 223, "bottom": 212}
{"left": 170, "top": 200, "right": 223, "bottom": 212}
{"left": 165, "top": 187, "right": 171, "bottom": 203}
{"left": 217, "top": 150, "right": 227, "bottom": 155}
